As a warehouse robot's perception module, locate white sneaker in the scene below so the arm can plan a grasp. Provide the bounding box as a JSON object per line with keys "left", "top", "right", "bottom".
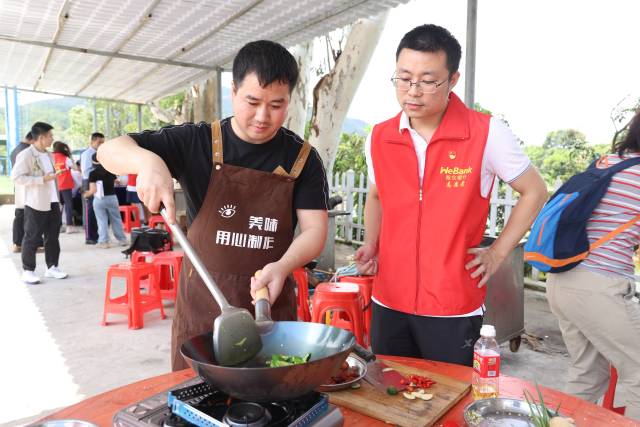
{"left": 22, "top": 270, "right": 41, "bottom": 284}
{"left": 44, "top": 266, "right": 68, "bottom": 279}
{"left": 66, "top": 226, "right": 77, "bottom": 234}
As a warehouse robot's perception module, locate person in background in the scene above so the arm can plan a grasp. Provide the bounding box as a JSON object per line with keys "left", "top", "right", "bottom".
{"left": 10, "top": 132, "right": 43, "bottom": 253}
{"left": 80, "top": 132, "right": 104, "bottom": 244}
{"left": 355, "top": 24, "right": 547, "bottom": 366}
{"left": 53, "top": 141, "right": 79, "bottom": 234}
{"left": 83, "top": 153, "right": 128, "bottom": 249}
{"left": 126, "top": 174, "right": 146, "bottom": 225}
{"left": 11, "top": 122, "right": 68, "bottom": 284}
{"left": 547, "top": 111, "right": 640, "bottom": 420}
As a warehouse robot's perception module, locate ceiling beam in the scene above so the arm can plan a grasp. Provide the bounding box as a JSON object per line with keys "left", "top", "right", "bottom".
{"left": 33, "top": 0, "right": 73, "bottom": 91}
{"left": 74, "top": 0, "right": 163, "bottom": 96}
{"left": 6, "top": 85, "right": 144, "bottom": 105}
{"left": 0, "top": 35, "right": 215, "bottom": 71}
{"left": 148, "top": 0, "right": 374, "bottom": 102}
{"left": 114, "top": 0, "right": 263, "bottom": 100}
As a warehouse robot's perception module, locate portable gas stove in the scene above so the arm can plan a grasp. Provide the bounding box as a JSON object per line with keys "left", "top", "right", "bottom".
{"left": 113, "top": 377, "right": 344, "bottom": 427}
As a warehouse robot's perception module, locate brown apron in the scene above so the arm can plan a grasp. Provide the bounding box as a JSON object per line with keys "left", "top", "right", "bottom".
{"left": 171, "top": 121, "right": 312, "bottom": 370}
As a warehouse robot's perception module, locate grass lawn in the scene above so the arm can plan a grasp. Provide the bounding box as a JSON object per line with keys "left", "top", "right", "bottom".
{"left": 0, "top": 175, "right": 14, "bottom": 195}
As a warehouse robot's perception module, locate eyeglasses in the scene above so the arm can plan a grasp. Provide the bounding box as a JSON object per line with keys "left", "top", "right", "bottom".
{"left": 390, "top": 77, "right": 448, "bottom": 94}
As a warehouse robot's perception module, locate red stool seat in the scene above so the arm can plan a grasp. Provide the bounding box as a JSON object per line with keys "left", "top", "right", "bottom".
{"left": 603, "top": 365, "right": 626, "bottom": 415}
{"left": 293, "top": 268, "right": 311, "bottom": 322}
{"left": 311, "top": 282, "right": 365, "bottom": 346}
{"left": 339, "top": 275, "right": 374, "bottom": 346}
{"left": 148, "top": 215, "right": 173, "bottom": 242}
{"left": 119, "top": 205, "right": 141, "bottom": 233}
{"left": 101, "top": 262, "right": 166, "bottom": 329}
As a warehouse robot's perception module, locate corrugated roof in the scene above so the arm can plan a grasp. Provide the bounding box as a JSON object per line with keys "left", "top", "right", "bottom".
{"left": 0, "top": 0, "right": 407, "bottom": 104}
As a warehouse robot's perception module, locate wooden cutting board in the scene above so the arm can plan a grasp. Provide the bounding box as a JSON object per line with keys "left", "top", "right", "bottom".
{"left": 327, "top": 360, "right": 470, "bottom": 427}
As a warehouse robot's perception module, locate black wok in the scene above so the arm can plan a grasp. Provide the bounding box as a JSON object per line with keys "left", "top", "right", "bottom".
{"left": 181, "top": 321, "right": 356, "bottom": 402}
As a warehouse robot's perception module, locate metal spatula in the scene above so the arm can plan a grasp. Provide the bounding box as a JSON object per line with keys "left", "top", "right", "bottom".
{"left": 160, "top": 209, "right": 262, "bottom": 366}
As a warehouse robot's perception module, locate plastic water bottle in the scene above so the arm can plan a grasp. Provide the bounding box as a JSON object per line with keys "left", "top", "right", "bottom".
{"left": 472, "top": 324, "right": 500, "bottom": 400}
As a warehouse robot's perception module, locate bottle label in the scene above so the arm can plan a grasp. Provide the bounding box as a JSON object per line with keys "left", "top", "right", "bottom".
{"left": 473, "top": 351, "right": 500, "bottom": 378}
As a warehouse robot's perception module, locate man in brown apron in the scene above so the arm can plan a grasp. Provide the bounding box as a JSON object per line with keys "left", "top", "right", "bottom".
{"left": 99, "top": 40, "right": 329, "bottom": 370}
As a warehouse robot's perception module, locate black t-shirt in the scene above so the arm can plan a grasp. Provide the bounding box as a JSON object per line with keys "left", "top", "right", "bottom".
{"left": 129, "top": 118, "right": 329, "bottom": 224}
{"left": 88, "top": 164, "right": 117, "bottom": 196}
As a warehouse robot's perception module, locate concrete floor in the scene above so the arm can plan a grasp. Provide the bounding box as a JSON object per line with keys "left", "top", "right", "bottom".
{"left": 0, "top": 204, "right": 626, "bottom": 426}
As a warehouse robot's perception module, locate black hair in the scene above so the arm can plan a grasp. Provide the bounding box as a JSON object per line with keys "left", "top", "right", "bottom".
{"left": 396, "top": 24, "right": 462, "bottom": 77}
{"left": 53, "top": 141, "right": 72, "bottom": 157}
{"left": 25, "top": 131, "right": 33, "bottom": 141}
{"left": 91, "top": 132, "right": 105, "bottom": 140}
{"left": 31, "top": 122, "right": 54, "bottom": 140}
{"left": 232, "top": 40, "right": 299, "bottom": 93}
{"left": 613, "top": 111, "right": 640, "bottom": 155}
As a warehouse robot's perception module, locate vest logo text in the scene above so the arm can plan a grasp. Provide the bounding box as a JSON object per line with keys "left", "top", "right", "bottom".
{"left": 440, "top": 165, "right": 473, "bottom": 189}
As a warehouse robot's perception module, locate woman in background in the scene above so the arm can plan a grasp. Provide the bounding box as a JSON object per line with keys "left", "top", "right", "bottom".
{"left": 547, "top": 111, "right": 640, "bottom": 420}
{"left": 52, "top": 141, "right": 78, "bottom": 234}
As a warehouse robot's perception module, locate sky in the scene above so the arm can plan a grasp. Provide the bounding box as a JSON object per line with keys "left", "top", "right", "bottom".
{"left": 345, "top": 0, "right": 640, "bottom": 146}
{"left": 6, "top": 0, "right": 640, "bottom": 147}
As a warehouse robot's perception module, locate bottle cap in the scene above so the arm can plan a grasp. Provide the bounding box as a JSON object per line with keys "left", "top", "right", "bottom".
{"left": 480, "top": 324, "right": 496, "bottom": 337}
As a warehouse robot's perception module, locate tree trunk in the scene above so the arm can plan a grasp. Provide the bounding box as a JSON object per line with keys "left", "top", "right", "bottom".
{"left": 193, "top": 76, "right": 220, "bottom": 123}
{"left": 308, "top": 12, "right": 388, "bottom": 170}
{"left": 284, "top": 42, "right": 312, "bottom": 137}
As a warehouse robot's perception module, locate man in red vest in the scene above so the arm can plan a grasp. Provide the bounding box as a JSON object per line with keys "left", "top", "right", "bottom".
{"left": 355, "top": 24, "right": 547, "bottom": 366}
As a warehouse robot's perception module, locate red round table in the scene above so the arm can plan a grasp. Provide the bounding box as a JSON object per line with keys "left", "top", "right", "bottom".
{"left": 40, "top": 356, "right": 638, "bottom": 426}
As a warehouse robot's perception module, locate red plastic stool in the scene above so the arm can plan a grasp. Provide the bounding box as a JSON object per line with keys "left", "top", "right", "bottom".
{"left": 101, "top": 262, "right": 166, "bottom": 329}
{"left": 293, "top": 268, "right": 311, "bottom": 322}
{"left": 339, "top": 275, "right": 374, "bottom": 345}
{"left": 603, "top": 365, "right": 626, "bottom": 415}
{"left": 119, "top": 205, "right": 141, "bottom": 233}
{"left": 151, "top": 250, "right": 184, "bottom": 301}
{"left": 311, "top": 282, "right": 365, "bottom": 346}
{"left": 148, "top": 215, "right": 173, "bottom": 241}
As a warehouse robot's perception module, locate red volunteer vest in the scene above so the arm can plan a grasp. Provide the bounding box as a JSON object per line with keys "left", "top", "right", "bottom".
{"left": 53, "top": 152, "right": 74, "bottom": 190}
{"left": 371, "top": 93, "right": 491, "bottom": 315}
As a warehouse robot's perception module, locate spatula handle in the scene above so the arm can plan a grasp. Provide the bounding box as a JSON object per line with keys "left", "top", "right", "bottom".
{"left": 160, "top": 208, "right": 231, "bottom": 310}
{"left": 254, "top": 285, "right": 272, "bottom": 323}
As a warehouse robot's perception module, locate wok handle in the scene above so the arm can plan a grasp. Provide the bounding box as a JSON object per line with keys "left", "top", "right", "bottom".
{"left": 255, "top": 285, "right": 272, "bottom": 322}
{"left": 353, "top": 343, "right": 376, "bottom": 362}
{"left": 160, "top": 208, "right": 231, "bottom": 310}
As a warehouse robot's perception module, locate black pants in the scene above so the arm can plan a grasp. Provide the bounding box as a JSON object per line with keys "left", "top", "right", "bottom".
{"left": 82, "top": 179, "right": 98, "bottom": 242}
{"left": 22, "top": 204, "right": 62, "bottom": 271}
{"left": 13, "top": 208, "right": 44, "bottom": 247}
{"left": 59, "top": 189, "right": 74, "bottom": 226}
{"left": 370, "top": 302, "right": 483, "bottom": 367}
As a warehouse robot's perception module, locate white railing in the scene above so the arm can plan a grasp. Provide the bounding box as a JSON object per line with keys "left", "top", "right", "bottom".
{"left": 328, "top": 170, "right": 551, "bottom": 288}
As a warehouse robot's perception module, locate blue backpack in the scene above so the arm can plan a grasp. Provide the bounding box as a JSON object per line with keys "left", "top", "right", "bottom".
{"left": 524, "top": 156, "right": 640, "bottom": 273}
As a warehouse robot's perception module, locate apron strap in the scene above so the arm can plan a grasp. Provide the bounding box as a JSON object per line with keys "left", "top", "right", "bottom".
{"left": 287, "top": 141, "right": 312, "bottom": 179}
{"left": 211, "top": 120, "right": 224, "bottom": 164}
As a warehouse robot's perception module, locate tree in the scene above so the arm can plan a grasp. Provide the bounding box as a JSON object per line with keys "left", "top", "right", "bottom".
{"left": 526, "top": 129, "right": 607, "bottom": 186}
{"left": 332, "top": 130, "right": 368, "bottom": 177}
{"left": 308, "top": 13, "right": 388, "bottom": 170}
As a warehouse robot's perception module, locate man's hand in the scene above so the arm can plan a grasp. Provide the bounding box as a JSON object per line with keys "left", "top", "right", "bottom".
{"left": 136, "top": 158, "right": 176, "bottom": 223}
{"left": 250, "top": 262, "right": 289, "bottom": 305}
{"left": 465, "top": 246, "right": 507, "bottom": 288}
{"left": 354, "top": 242, "right": 378, "bottom": 275}
{"left": 43, "top": 173, "right": 57, "bottom": 182}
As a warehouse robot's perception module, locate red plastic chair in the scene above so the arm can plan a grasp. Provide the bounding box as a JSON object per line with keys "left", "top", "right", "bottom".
{"left": 292, "top": 268, "right": 311, "bottom": 322}
{"left": 151, "top": 250, "right": 184, "bottom": 301}
{"left": 311, "top": 282, "right": 365, "bottom": 346}
{"left": 603, "top": 365, "right": 626, "bottom": 415}
{"left": 148, "top": 214, "right": 173, "bottom": 241}
{"left": 338, "top": 275, "right": 374, "bottom": 346}
{"left": 101, "top": 262, "right": 166, "bottom": 329}
{"left": 119, "top": 205, "right": 141, "bottom": 233}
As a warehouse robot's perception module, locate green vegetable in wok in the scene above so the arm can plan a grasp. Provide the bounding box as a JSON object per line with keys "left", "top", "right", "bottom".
{"left": 266, "top": 353, "right": 311, "bottom": 367}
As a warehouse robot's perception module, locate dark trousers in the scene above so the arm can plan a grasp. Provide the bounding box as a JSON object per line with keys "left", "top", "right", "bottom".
{"left": 82, "top": 179, "right": 98, "bottom": 242}
{"left": 59, "top": 189, "right": 74, "bottom": 226}
{"left": 22, "top": 204, "right": 62, "bottom": 271}
{"left": 370, "top": 302, "right": 483, "bottom": 367}
{"left": 13, "top": 208, "right": 24, "bottom": 246}
{"left": 13, "top": 208, "right": 44, "bottom": 247}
